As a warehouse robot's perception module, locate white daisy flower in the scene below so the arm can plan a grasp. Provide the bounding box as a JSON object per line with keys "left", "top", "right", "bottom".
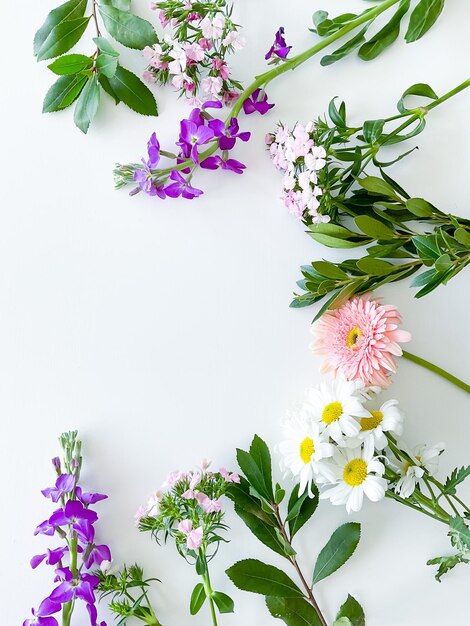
{"left": 394, "top": 442, "right": 445, "bottom": 498}
{"left": 306, "top": 378, "right": 370, "bottom": 444}
{"left": 319, "top": 439, "right": 387, "bottom": 513}
{"left": 279, "top": 410, "right": 334, "bottom": 497}
{"left": 358, "top": 399, "right": 404, "bottom": 450}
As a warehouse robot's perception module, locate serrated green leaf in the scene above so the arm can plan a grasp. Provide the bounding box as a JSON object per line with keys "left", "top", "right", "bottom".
{"left": 321, "top": 27, "right": 368, "bottom": 66}
{"left": 449, "top": 516, "right": 470, "bottom": 552}
{"left": 266, "top": 596, "right": 323, "bottom": 626}
{"left": 98, "top": 4, "right": 157, "bottom": 49}
{"left": 234, "top": 505, "right": 287, "bottom": 557}
{"left": 96, "top": 52, "right": 119, "bottom": 77}
{"left": 212, "top": 591, "right": 234, "bottom": 614}
{"left": 226, "top": 560, "right": 303, "bottom": 598}
{"left": 227, "top": 477, "right": 277, "bottom": 524}
{"left": 37, "top": 16, "right": 91, "bottom": 62}
{"left": 98, "top": 73, "right": 121, "bottom": 104}
{"left": 312, "top": 523, "right": 361, "bottom": 585}
{"left": 48, "top": 53, "right": 92, "bottom": 75}
{"left": 93, "top": 36, "right": 119, "bottom": 56}
{"left": 101, "top": 0, "right": 131, "bottom": 10}
{"left": 74, "top": 76, "right": 100, "bottom": 133}
{"left": 190, "top": 583, "right": 206, "bottom": 615}
{"left": 443, "top": 466, "right": 470, "bottom": 496}
{"left": 43, "top": 73, "right": 88, "bottom": 112}
{"left": 405, "top": 0, "right": 445, "bottom": 43}
{"left": 359, "top": 0, "right": 411, "bottom": 60}
{"left": 397, "top": 82, "right": 438, "bottom": 113}
{"left": 336, "top": 595, "right": 365, "bottom": 626}
{"left": 355, "top": 215, "right": 395, "bottom": 239}
{"left": 106, "top": 65, "right": 158, "bottom": 115}
{"left": 34, "top": 0, "right": 87, "bottom": 56}
{"left": 236, "top": 435, "right": 274, "bottom": 502}
{"left": 286, "top": 484, "right": 318, "bottom": 538}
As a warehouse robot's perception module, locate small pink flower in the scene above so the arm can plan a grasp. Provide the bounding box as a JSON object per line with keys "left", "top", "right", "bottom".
{"left": 221, "top": 90, "right": 239, "bottom": 105}
{"left": 199, "top": 38, "right": 213, "bottom": 51}
{"left": 143, "top": 71, "right": 155, "bottom": 83}
{"left": 159, "top": 10, "right": 170, "bottom": 27}
{"left": 201, "top": 76, "right": 223, "bottom": 96}
{"left": 212, "top": 57, "right": 229, "bottom": 80}
{"left": 178, "top": 519, "right": 203, "bottom": 549}
{"left": 184, "top": 42, "right": 205, "bottom": 62}
{"left": 182, "top": 489, "right": 197, "bottom": 499}
{"left": 311, "top": 294, "right": 412, "bottom": 388}
{"left": 222, "top": 30, "right": 246, "bottom": 50}
{"left": 219, "top": 468, "right": 240, "bottom": 483}
{"left": 186, "top": 11, "right": 201, "bottom": 22}
{"left": 190, "top": 473, "right": 202, "bottom": 489}
{"left": 134, "top": 505, "right": 146, "bottom": 526}
{"left": 165, "top": 470, "right": 186, "bottom": 486}
{"left": 196, "top": 493, "right": 222, "bottom": 513}
{"left": 178, "top": 519, "right": 193, "bottom": 534}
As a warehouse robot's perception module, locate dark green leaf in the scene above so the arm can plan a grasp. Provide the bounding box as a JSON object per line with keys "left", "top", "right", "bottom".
{"left": 411, "top": 268, "right": 436, "bottom": 288}
{"left": 190, "top": 583, "right": 206, "bottom": 615}
{"left": 406, "top": 197, "right": 434, "bottom": 217}
{"left": 362, "top": 119, "right": 384, "bottom": 144}
{"left": 37, "top": 16, "right": 91, "bottom": 62}
{"left": 359, "top": 0, "right": 411, "bottom": 60}
{"left": 312, "top": 522, "right": 361, "bottom": 584}
{"left": 336, "top": 595, "right": 365, "bottom": 626}
{"left": 236, "top": 435, "right": 274, "bottom": 502}
{"left": 227, "top": 477, "right": 276, "bottom": 524}
{"left": 313, "top": 281, "right": 363, "bottom": 322}
{"left": 226, "top": 560, "right": 303, "bottom": 598}
{"left": 234, "top": 505, "right": 287, "bottom": 557}
{"left": 106, "top": 65, "right": 158, "bottom": 115}
{"left": 449, "top": 516, "right": 470, "bottom": 552}
{"left": 266, "top": 596, "right": 323, "bottom": 626}
{"left": 412, "top": 234, "right": 440, "bottom": 260}
{"left": 286, "top": 484, "right": 318, "bottom": 538}
{"left": 275, "top": 485, "right": 286, "bottom": 505}
{"left": 34, "top": 0, "right": 87, "bottom": 56}
{"left": 43, "top": 73, "right": 88, "bottom": 112}
{"left": 358, "top": 176, "right": 400, "bottom": 199}
{"left": 321, "top": 27, "right": 368, "bottom": 66}
{"left": 443, "top": 467, "right": 470, "bottom": 496}
{"left": 355, "top": 215, "right": 395, "bottom": 239}
{"left": 397, "top": 82, "right": 438, "bottom": 113}
{"left": 427, "top": 553, "right": 470, "bottom": 582}
{"left": 98, "top": 73, "right": 121, "bottom": 104}
{"left": 328, "top": 97, "right": 347, "bottom": 128}
{"left": 98, "top": 5, "right": 157, "bottom": 49}
{"left": 212, "top": 591, "right": 234, "bottom": 614}
{"left": 356, "top": 257, "right": 394, "bottom": 275}
{"left": 47, "top": 53, "right": 92, "bottom": 75}
{"left": 311, "top": 261, "right": 348, "bottom": 280}
{"left": 74, "top": 76, "right": 100, "bottom": 133}
{"left": 405, "top": 0, "right": 445, "bottom": 42}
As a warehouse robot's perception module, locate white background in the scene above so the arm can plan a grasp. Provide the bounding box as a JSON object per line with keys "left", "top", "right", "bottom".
{"left": 1, "top": 1, "right": 470, "bottom": 624}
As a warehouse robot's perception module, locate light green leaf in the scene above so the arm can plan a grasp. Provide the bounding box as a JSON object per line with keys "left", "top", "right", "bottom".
{"left": 226, "top": 560, "right": 304, "bottom": 598}
{"left": 266, "top": 596, "right": 323, "bottom": 626}
{"left": 106, "top": 65, "right": 158, "bottom": 115}
{"left": 309, "top": 233, "right": 370, "bottom": 249}
{"left": 96, "top": 52, "right": 119, "bottom": 77}
{"left": 43, "top": 73, "right": 88, "bottom": 112}
{"left": 312, "top": 522, "right": 361, "bottom": 585}
{"left": 449, "top": 516, "right": 470, "bottom": 552}
{"left": 311, "top": 261, "right": 349, "bottom": 280}
{"left": 405, "top": 0, "right": 445, "bottom": 42}
{"left": 362, "top": 119, "right": 384, "bottom": 144}
{"left": 355, "top": 215, "right": 395, "bottom": 239}
{"left": 435, "top": 253, "right": 452, "bottom": 273}
{"left": 48, "top": 53, "right": 92, "bottom": 75}
{"left": 190, "top": 583, "right": 206, "bottom": 615}
{"left": 74, "top": 76, "right": 100, "bottom": 133}
{"left": 406, "top": 197, "right": 434, "bottom": 217}
{"left": 37, "top": 16, "right": 91, "bottom": 62}
{"left": 356, "top": 257, "right": 394, "bottom": 275}
{"left": 100, "top": 0, "right": 131, "bottom": 10}
{"left": 443, "top": 466, "right": 470, "bottom": 496}
{"left": 98, "top": 4, "right": 157, "bottom": 49}
{"left": 93, "top": 36, "right": 119, "bottom": 56}
{"left": 34, "top": 0, "right": 87, "bottom": 55}
{"left": 454, "top": 228, "right": 470, "bottom": 247}
{"left": 359, "top": 0, "right": 411, "bottom": 60}
{"left": 358, "top": 176, "right": 400, "bottom": 199}
{"left": 397, "top": 82, "right": 438, "bottom": 113}
{"left": 320, "top": 27, "right": 368, "bottom": 66}
{"left": 335, "top": 595, "right": 365, "bottom": 626}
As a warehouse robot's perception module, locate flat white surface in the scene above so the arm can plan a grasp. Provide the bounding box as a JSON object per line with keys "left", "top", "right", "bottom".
{"left": 1, "top": 1, "right": 470, "bottom": 624}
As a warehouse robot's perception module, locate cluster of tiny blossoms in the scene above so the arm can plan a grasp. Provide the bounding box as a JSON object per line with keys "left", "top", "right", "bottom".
{"left": 144, "top": 0, "right": 245, "bottom": 104}
{"left": 25, "top": 432, "right": 110, "bottom": 626}
{"left": 266, "top": 122, "right": 328, "bottom": 222}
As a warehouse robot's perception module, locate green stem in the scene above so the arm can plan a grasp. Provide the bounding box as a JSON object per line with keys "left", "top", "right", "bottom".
{"left": 385, "top": 490, "right": 448, "bottom": 524}
{"left": 402, "top": 350, "right": 470, "bottom": 395}
{"left": 200, "top": 554, "right": 218, "bottom": 626}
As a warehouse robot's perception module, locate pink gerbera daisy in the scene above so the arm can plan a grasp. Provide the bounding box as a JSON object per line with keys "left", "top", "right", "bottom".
{"left": 311, "top": 294, "right": 411, "bottom": 388}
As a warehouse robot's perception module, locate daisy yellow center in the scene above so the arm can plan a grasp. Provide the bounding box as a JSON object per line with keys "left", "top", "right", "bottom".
{"left": 343, "top": 459, "right": 368, "bottom": 487}
{"left": 403, "top": 455, "right": 421, "bottom": 473}
{"left": 360, "top": 410, "right": 384, "bottom": 431}
{"left": 346, "top": 326, "right": 363, "bottom": 349}
{"left": 322, "top": 401, "right": 343, "bottom": 424}
{"left": 299, "top": 436, "right": 315, "bottom": 464}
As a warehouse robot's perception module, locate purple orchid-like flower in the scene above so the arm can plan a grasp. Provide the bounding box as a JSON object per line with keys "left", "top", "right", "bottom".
{"left": 34, "top": 518, "right": 57, "bottom": 537}
{"left": 87, "top": 602, "right": 107, "bottom": 626}
{"left": 265, "top": 26, "right": 292, "bottom": 60}
{"left": 41, "top": 474, "right": 76, "bottom": 503}
{"left": 31, "top": 546, "right": 69, "bottom": 569}
{"left": 50, "top": 568, "right": 99, "bottom": 605}
{"left": 23, "top": 598, "right": 61, "bottom": 626}
{"left": 242, "top": 88, "right": 275, "bottom": 115}
{"left": 48, "top": 500, "right": 98, "bottom": 544}
{"left": 133, "top": 160, "right": 166, "bottom": 198}
{"left": 165, "top": 170, "right": 203, "bottom": 199}
{"left": 178, "top": 119, "right": 215, "bottom": 164}
{"left": 75, "top": 486, "right": 108, "bottom": 505}
{"left": 84, "top": 543, "right": 111, "bottom": 569}
{"left": 200, "top": 155, "right": 246, "bottom": 174}
{"left": 208, "top": 117, "right": 251, "bottom": 150}
{"left": 147, "top": 132, "right": 161, "bottom": 167}
{"left": 202, "top": 100, "right": 223, "bottom": 110}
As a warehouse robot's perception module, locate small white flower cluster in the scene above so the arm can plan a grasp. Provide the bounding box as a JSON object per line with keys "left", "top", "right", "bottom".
{"left": 144, "top": 1, "right": 245, "bottom": 104}
{"left": 279, "top": 377, "right": 445, "bottom": 513}
{"left": 266, "top": 122, "right": 329, "bottom": 222}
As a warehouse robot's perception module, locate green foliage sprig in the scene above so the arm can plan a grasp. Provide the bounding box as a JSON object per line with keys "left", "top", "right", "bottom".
{"left": 34, "top": 0, "right": 159, "bottom": 133}
{"left": 226, "top": 435, "right": 365, "bottom": 626}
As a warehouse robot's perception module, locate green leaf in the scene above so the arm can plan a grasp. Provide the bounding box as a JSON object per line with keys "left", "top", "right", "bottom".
{"left": 411, "top": 268, "right": 436, "bottom": 288}
{"left": 93, "top": 36, "right": 120, "bottom": 56}
{"left": 34, "top": 0, "right": 87, "bottom": 56}
{"left": 356, "top": 257, "right": 394, "bottom": 275}
{"left": 320, "top": 27, "right": 368, "bottom": 66}
{"left": 98, "top": 4, "right": 157, "bottom": 49}
{"left": 286, "top": 484, "right": 318, "bottom": 539}
{"left": 311, "top": 261, "right": 348, "bottom": 280}
{"left": 362, "top": 119, "right": 384, "bottom": 144}
{"left": 336, "top": 595, "right": 365, "bottom": 626}
{"left": 100, "top": 0, "right": 131, "bottom": 10}
{"left": 334, "top": 619, "right": 352, "bottom": 626}
{"left": 309, "top": 222, "right": 353, "bottom": 239}
{"left": 427, "top": 553, "right": 470, "bottom": 582}
{"left": 37, "top": 16, "right": 91, "bottom": 62}
{"left": 328, "top": 97, "right": 347, "bottom": 128}
{"left": 435, "top": 253, "right": 452, "bottom": 273}
{"left": 234, "top": 505, "right": 287, "bottom": 557}
{"left": 227, "top": 477, "right": 277, "bottom": 524}
{"left": 406, "top": 197, "right": 434, "bottom": 217}
{"left": 96, "top": 52, "right": 119, "bottom": 77}
{"left": 74, "top": 76, "right": 100, "bottom": 133}
{"left": 443, "top": 466, "right": 470, "bottom": 496}
{"left": 312, "top": 522, "right": 361, "bottom": 585}
{"left": 212, "top": 592, "right": 234, "bottom": 614}
{"left": 47, "top": 53, "right": 92, "bottom": 75}
{"left": 226, "top": 560, "right": 303, "bottom": 598}
{"left": 266, "top": 596, "right": 323, "bottom": 626}
{"left": 397, "top": 82, "right": 438, "bottom": 113}
{"left": 358, "top": 176, "right": 400, "bottom": 199}
{"left": 43, "top": 73, "right": 88, "bottom": 112}
{"left": 275, "top": 485, "right": 286, "bottom": 505}
{"left": 412, "top": 234, "right": 440, "bottom": 261}
{"left": 313, "top": 280, "right": 363, "bottom": 322}
{"left": 98, "top": 73, "right": 121, "bottom": 104}
{"left": 358, "top": 0, "right": 411, "bottom": 60}
{"left": 405, "top": 0, "right": 445, "bottom": 43}
{"left": 106, "top": 65, "right": 158, "bottom": 115}
{"left": 190, "top": 583, "right": 206, "bottom": 615}
{"left": 355, "top": 215, "right": 395, "bottom": 239}
{"left": 449, "top": 516, "right": 470, "bottom": 552}
{"left": 309, "top": 233, "right": 370, "bottom": 249}
{"left": 454, "top": 228, "right": 470, "bottom": 247}
{"left": 236, "top": 435, "right": 274, "bottom": 502}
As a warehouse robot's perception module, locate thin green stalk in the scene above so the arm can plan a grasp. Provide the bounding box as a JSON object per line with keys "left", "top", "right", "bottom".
{"left": 200, "top": 553, "right": 218, "bottom": 626}
{"left": 402, "top": 350, "right": 470, "bottom": 395}
{"left": 385, "top": 490, "right": 448, "bottom": 524}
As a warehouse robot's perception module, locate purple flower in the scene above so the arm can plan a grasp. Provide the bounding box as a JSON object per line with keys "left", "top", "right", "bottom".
{"left": 34, "top": 518, "right": 57, "bottom": 537}
{"left": 200, "top": 155, "right": 246, "bottom": 174}
{"left": 51, "top": 457, "right": 61, "bottom": 474}
{"left": 50, "top": 568, "right": 99, "bottom": 605}
{"left": 242, "top": 89, "right": 275, "bottom": 115}
{"left": 202, "top": 100, "right": 223, "bottom": 110}
{"left": 208, "top": 117, "right": 251, "bottom": 150}
{"left": 48, "top": 500, "right": 98, "bottom": 544}
{"left": 23, "top": 598, "right": 61, "bottom": 626}
{"left": 41, "top": 474, "right": 76, "bottom": 503}
{"left": 31, "top": 546, "right": 69, "bottom": 569}
{"left": 75, "top": 486, "right": 108, "bottom": 505}
{"left": 87, "top": 603, "right": 107, "bottom": 626}
{"left": 147, "top": 132, "right": 161, "bottom": 168}
{"left": 165, "top": 170, "right": 203, "bottom": 199}
{"left": 134, "top": 161, "right": 166, "bottom": 198}
{"left": 178, "top": 119, "right": 215, "bottom": 164}
{"left": 265, "top": 27, "right": 292, "bottom": 60}
{"left": 84, "top": 543, "right": 111, "bottom": 569}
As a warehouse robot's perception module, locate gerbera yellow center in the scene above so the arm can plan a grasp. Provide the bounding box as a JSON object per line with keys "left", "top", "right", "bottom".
{"left": 322, "top": 401, "right": 343, "bottom": 424}
{"left": 299, "top": 436, "right": 315, "bottom": 464}
{"left": 360, "top": 410, "right": 384, "bottom": 431}
{"left": 343, "top": 458, "right": 368, "bottom": 486}
{"left": 346, "top": 326, "right": 363, "bottom": 349}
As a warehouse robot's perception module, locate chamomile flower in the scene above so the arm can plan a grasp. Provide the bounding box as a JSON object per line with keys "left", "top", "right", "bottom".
{"left": 394, "top": 442, "right": 445, "bottom": 498}
{"left": 279, "top": 410, "right": 334, "bottom": 497}
{"left": 319, "top": 439, "right": 387, "bottom": 513}
{"left": 306, "top": 378, "right": 370, "bottom": 444}
{"left": 358, "top": 399, "right": 404, "bottom": 450}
